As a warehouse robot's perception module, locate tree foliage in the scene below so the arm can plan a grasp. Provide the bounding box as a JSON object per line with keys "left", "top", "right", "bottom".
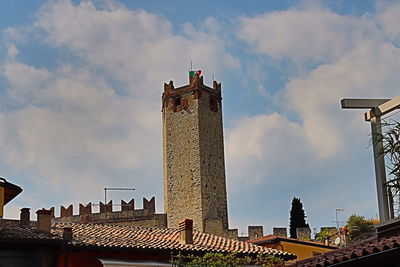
{"left": 346, "top": 214, "right": 375, "bottom": 243}
{"left": 289, "top": 197, "right": 309, "bottom": 238}
{"left": 315, "top": 228, "right": 335, "bottom": 244}
{"left": 171, "top": 252, "right": 284, "bottom": 267}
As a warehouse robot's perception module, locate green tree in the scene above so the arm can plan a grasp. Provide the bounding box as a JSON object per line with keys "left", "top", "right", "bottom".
{"left": 289, "top": 197, "right": 309, "bottom": 238}
{"left": 315, "top": 228, "right": 333, "bottom": 244}
{"left": 346, "top": 214, "right": 375, "bottom": 243}
{"left": 171, "top": 252, "right": 284, "bottom": 267}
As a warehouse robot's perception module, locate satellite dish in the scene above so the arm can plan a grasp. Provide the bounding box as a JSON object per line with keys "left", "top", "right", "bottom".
{"left": 334, "top": 237, "right": 341, "bottom": 246}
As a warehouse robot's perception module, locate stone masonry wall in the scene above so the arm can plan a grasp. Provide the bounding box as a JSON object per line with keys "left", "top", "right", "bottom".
{"left": 163, "top": 90, "right": 203, "bottom": 231}
{"left": 198, "top": 88, "right": 228, "bottom": 235}
{"left": 162, "top": 75, "right": 228, "bottom": 235}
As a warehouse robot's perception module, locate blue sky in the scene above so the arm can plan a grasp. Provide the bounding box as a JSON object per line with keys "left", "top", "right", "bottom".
{"left": 1, "top": 0, "right": 400, "bottom": 236}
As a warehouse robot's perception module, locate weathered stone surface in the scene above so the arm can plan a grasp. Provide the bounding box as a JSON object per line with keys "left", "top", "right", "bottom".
{"left": 273, "top": 227, "right": 288, "bottom": 237}
{"left": 162, "top": 74, "right": 228, "bottom": 235}
{"left": 248, "top": 226, "right": 264, "bottom": 239}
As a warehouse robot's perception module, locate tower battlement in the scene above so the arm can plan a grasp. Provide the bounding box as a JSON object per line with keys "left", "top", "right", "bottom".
{"left": 162, "top": 73, "right": 221, "bottom": 112}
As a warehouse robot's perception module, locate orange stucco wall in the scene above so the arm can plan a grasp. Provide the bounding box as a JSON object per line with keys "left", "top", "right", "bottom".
{"left": 261, "top": 240, "right": 335, "bottom": 262}
{"left": 280, "top": 241, "right": 334, "bottom": 262}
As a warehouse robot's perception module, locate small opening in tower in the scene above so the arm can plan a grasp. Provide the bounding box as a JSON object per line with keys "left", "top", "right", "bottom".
{"left": 209, "top": 96, "right": 217, "bottom": 112}
{"left": 174, "top": 97, "right": 181, "bottom": 107}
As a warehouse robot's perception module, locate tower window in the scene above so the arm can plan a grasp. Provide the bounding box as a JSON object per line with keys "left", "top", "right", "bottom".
{"left": 174, "top": 97, "right": 181, "bottom": 107}
{"left": 209, "top": 96, "right": 217, "bottom": 112}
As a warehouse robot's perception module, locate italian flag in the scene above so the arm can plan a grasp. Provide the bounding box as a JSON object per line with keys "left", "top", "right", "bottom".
{"left": 189, "top": 70, "right": 202, "bottom": 77}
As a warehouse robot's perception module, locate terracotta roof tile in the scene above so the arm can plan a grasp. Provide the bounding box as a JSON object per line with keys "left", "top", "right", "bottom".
{"left": 52, "top": 222, "right": 294, "bottom": 259}
{"left": 288, "top": 234, "right": 400, "bottom": 266}
{"left": 0, "top": 223, "right": 62, "bottom": 242}
{"left": 249, "top": 234, "right": 337, "bottom": 249}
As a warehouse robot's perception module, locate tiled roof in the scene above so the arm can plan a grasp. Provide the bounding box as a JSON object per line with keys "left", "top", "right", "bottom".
{"left": 249, "top": 235, "right": 337, "bottom": 249}
{"left": 288, "top": 233, "right": 400, "bottom": 266}
{"left": 0, "top": 223, "right": 62, "bottom": 242}
{"left": 52, "top": 222, "right": 295, "bottom": 260}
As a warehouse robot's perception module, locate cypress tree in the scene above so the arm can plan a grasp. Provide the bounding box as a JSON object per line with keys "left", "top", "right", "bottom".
{"left": 289, "top": 197, "right": 309, "bottom": 238}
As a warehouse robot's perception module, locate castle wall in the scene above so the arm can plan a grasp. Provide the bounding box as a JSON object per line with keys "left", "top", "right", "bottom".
{"left": 53, "top": 197, "right": 167, "bottom": 228}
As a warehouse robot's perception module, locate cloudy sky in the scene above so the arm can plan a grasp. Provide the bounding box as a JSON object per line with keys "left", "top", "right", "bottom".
{"left": 1, "top": 0, "right": 400, "bottom": 236}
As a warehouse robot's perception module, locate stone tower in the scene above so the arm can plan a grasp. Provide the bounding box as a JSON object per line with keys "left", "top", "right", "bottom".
{"left": 162, "top": 72, "right": 228, "bottom": 236}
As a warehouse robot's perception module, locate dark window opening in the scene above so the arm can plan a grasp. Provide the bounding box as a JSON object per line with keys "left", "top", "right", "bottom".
{"left": 174, "top": 97, "right": 181, "bottom": 107}
{"left": 209, "top": 97, "right": 217, "bottom": 112}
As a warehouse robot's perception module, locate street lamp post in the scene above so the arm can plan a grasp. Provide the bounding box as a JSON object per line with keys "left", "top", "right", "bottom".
{"left": 341, "top": 98, "right": 391, "bottom": 221}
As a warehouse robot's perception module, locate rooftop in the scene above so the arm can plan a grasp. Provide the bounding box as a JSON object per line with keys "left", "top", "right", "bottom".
{"left": 249, "top": 234, "right": 338, "bottom": 250}
{"left": 0, "top": 222, "right": 63, "bottom": 244}
{"left": 50, "top": 222, "right": 295, "bottom": 259}
{"left": 288, "top": 233, "right": 400, "bottom": 266}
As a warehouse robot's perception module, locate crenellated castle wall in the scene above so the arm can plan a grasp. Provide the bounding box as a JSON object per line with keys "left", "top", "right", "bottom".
{"left": 52, "top": 197, "right": 167, "bottom": 228}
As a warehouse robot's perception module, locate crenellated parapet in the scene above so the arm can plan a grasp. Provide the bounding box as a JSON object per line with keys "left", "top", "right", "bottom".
{"left": 61, "top": 204, "right": 73, "bottom": 217}
{"left": 162, "top": 73, "right": 222, "bottom": 112}
{"left": 53, "top": 197, "right": 167, "bottom": 228}
{"left": 229, "top": 225, "right": 264, "bottom": 241}
{"left": 99, "top": 201, "right": 112, "bottom": 213}
{"left": 79, "top": 203, "right": 92, "bottom": 215}
{"left": 121, "top": 199, "right": 134, "bottom": 211}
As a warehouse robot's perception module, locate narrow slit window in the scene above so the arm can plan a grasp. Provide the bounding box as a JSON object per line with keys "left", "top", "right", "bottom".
{"left": 174, "top": 97, "right": 181, "bottom": 107}
{"left": 209, "top": 96, "right": 217, "bottom": 112}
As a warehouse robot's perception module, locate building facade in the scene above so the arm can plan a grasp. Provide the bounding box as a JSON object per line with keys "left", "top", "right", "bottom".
{"left": 162, "top": 73, "right": 228, "bottom": 235}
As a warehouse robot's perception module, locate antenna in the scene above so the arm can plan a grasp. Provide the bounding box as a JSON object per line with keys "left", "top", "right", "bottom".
{"left": 190, "top": 61, "right": 193, "bottom": 71}
{"left": 103, "top": 187, "right": 135, "bottom": 223}
{"left": 212, "top": 74, "right": 215, "bottom": 81}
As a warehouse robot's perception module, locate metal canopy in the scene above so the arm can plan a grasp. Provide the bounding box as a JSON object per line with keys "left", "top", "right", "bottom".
{"left": 365, "top": 96, "right": 400, "bottom": 121}
{"left": 341, "top": 98, "right": 390, "bottom": 109}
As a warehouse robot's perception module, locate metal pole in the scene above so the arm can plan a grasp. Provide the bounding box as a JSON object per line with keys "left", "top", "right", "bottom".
{"left": 335, "top": 208, "right": 344, "bottom": 229}
{"left": 370, "top": 115, "right": 390, "bottom": 221}
{"left": 388, "top": 188, "right": 394, "bottom": 218}
{"left": 104, "top": 188, "right": 107, "bottom": 224}
{"left": 103, "top": 187, "right": 135, "bottom": 224}
{"left": 336, "top": 210, "right": 339, "bottom": 229}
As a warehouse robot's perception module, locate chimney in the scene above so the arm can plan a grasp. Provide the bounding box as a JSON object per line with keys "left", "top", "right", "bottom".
{"left": 20, "top": 208, "right": 30, "bottom": 228}
{"left": 36, "top": 209, "right": 52, "bottom": 233}
{"left": 178, "top": 219, "right": 193, "bottom": 245}
{"left": 63, "top": 227, "right": 73, "bottom": 241}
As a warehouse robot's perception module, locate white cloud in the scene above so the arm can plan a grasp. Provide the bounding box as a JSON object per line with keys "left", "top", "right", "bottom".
{"left": 237, "top": 6, "right": 370, "bottom": 67}
{"left": 35, "top": 0, "right": 239, "bottom": 94}
{"left": 226, "top": 113, "right": 311, "bottom": 189}
{"left": 230, "top": 4, "right": 400, "bottom": 178}
{"left": 0, "top": 0, "right": 238, "bottom": 209}
{"left": 6, "top": 43, "right": 18, "bottom": 58}
{"left": 224, "top": 2, "right": 400, "bottom": 231}
{"left": 377, "top": 2, "right": 400, "bottom": 42}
